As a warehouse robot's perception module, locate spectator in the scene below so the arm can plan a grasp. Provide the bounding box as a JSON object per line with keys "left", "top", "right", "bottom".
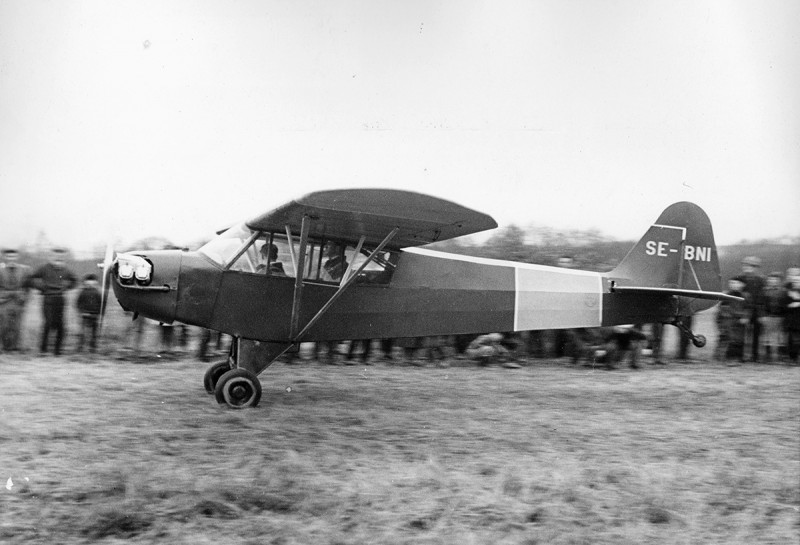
{"left": 345, "top": 339, "right": 373, "bottom": 365}
{"left": 716, "top": 278, "right": 748, "bottom": 364}
{"left": 0, "top": 248, "right": 30, "bottom": 351}
{"left": 782, "top": 277, "right": 800, "bottom": 365}
{"left": 25, "top": 247, "right": 76, "bottom": 356}
{"left": 761, "top": 272, "right": 785, "bottom": 363}
{"left": 598, "top": 325, "right": 647, "bottom": 370}
{"left": 646, "top": 323, "right": 665, "bottom": 365}
{"left": 75, "top": 273, "right": 102, "bottom": 353}
{"left": 738, "top": 256, "right": 766, "bottom": 362}
{"left": 466, "top": 333, "right": 510, "bottom": 366}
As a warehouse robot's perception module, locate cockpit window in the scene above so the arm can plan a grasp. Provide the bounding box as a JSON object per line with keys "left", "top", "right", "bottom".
{"left": 199, "top": 225, "right": 397, "bottom": 284}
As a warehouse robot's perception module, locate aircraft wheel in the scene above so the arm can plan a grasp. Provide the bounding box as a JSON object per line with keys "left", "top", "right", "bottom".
{"left": 214, "top": 369, "right": 262, "bottom": 409}
{"left": 692, "top": 335, "right": 707, "bottom": 348}
{"left": 203, "top": 361, "right": 232, "bottom": 394}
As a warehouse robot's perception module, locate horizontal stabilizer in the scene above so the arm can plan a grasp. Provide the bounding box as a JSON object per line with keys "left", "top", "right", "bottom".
{"left": 610, "top": 285, "right": 743, "bottom": 303}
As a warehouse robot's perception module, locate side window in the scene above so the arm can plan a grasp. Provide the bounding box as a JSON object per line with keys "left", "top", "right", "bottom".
{"left": 228, "top": 233, "right": 295, "bottom": 277}
{"left": 255, "top": 235, "right": 295, "bottom": 277}
{"left": 225, "top": 232, "right": 398, "bottom": 284}
{"left": 316, "top": 241, "right": 398, "bottom": 284}
{"left": 352, "top": 249, "right": 398, "bottom": 284}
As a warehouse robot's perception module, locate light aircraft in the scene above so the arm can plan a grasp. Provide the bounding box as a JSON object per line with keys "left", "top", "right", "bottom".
{"left": 105, "top": 189, "right": 740, "bottom": 408}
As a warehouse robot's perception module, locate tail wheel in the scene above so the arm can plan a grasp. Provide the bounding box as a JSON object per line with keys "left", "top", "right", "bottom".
{"left": 692, "top": 335, "right": 707, "bottom": 348}
{"left": 203, "top": 361, "right": 232, "bottom": 394}
{"left": 214, "top": 369, "right": 262, "bottom": 409}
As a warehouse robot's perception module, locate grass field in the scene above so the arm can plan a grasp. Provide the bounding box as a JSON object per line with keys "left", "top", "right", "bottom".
{"left": 1, "top": 350, "right": 798, "bottom": 544}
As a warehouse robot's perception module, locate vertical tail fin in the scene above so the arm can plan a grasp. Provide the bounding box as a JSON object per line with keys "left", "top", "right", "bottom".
{"left": 610, "top": 202, "right": 723, "bottom": 299}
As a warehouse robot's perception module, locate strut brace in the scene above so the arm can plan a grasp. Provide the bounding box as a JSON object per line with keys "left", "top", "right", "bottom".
{"left": 290, "top": 226, "right": 399, "bottom": 343}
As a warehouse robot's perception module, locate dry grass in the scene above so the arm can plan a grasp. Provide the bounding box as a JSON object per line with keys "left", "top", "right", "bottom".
{"left": 1, "top": 351, "right": 798, "bottom": 544}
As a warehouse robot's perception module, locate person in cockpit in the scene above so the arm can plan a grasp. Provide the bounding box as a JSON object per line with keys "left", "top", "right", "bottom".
{"left": 321, "top": 241, "right": 348, "bottom": 282}
{"left": 256, "top": 243, "right": 286, "bottom": 276}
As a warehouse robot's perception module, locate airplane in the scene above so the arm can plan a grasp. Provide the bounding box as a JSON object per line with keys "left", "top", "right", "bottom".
{"left": 105, "top": 189, "right": 741, "bottom": 408}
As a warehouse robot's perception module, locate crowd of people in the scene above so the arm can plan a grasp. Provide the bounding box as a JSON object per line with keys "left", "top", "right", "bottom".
{"left": 715, "top": 257, "right": 800, "bottom": 365}
{"left": 1, "top": 247, "right": 798, "bottom": 368}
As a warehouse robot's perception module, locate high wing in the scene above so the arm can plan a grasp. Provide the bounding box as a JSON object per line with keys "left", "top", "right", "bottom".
{"left": 246, "top": 189, "right": 497, "bottom": 248}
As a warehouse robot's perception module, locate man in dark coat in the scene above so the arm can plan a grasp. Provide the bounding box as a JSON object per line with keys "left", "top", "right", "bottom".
{"left": 0, "top": 248, "right": 30, "bottom": 351}
{"left": 782, "top": 277, "right": 800, "bottom": 364}
{"left": 739, "top": 256, "right": 766, "bottom": 362}
{"left": 25, "top": 248, "right": 76, "bottom": 356}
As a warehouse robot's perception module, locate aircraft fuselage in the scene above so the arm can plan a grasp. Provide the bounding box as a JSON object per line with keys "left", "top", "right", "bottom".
{"left": 114, "top": 246, "right": 697, "bottom": 342}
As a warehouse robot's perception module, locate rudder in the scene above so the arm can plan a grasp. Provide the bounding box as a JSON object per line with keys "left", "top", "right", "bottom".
{"left": 610, "top": 202, "right": 722, "bottom": 296}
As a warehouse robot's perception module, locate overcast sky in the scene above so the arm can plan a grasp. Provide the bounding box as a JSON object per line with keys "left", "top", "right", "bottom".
{"left": 1, "top": 0, "right": 798, "bottom": 253}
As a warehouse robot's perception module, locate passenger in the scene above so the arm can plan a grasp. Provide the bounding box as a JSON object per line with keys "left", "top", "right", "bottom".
{"left": 321, "top": 241, "right": 348, "bottom": 282}
{"left": 256, "top": 243, "right": 286, "bottom": 276}
{"left": 25, "top": 247, "right": 77, "bottom": 356}
{"left": 762, "top": 272, "right": 786, "bottom": 363}
{"left": 0, "top": 248, "right": 30, "bottom": 352}
{"left": 75, "top": 273, "right": 102, "bottom": 353}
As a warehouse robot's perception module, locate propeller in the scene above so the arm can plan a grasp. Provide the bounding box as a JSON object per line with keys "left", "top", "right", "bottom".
{"left": 98, "top": 242, "right": 115, "bottom": 333}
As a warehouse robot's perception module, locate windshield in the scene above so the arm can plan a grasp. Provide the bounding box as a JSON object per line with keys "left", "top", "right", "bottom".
{"left": 197, "top": 223, "right": 254, "bottom": 266}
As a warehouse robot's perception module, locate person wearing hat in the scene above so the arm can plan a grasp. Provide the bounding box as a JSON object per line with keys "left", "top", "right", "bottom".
{"left": 738, "top": 256, "right": 766, "bottom": 362}
{"left": 0, "top": 248, "right": 30, "bottom": 351}
{"left": 76, "top": 273, "right": 102, "bottom": 353}
{"left": 24, "top": 247, "right": 77, "bottom": 356}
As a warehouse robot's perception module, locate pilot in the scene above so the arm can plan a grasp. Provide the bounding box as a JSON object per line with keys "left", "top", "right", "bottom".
{"left": 256, "top": 244, "right": 286, "bottom": 276}
{"left": 322, "top": 241, "right": 348, "bottom": 282}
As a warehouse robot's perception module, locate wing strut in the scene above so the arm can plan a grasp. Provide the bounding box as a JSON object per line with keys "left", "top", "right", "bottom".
{"left": 289, "top": 215, "right": 311, "bottom": 339}
{"left": 291, "top": 227, "right": 399, "bottom": 343}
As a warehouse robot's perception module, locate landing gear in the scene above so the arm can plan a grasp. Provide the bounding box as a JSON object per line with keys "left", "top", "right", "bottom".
{"left": 691, "top": 335, "right": 707, "bottom": 348}
{"left": 206, "top": 338, "right": 289, "bottom": 408}
{"left": 671, "top": 318, "right": 707, "bottom": 348}
{"left": 214, "top": 368, "right": 262, "bottom": 409}
{"left": 203, "top": 361, "right": 232, "bottom": 394}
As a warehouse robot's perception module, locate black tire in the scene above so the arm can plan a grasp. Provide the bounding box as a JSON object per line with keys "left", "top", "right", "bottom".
{"left": 203, "top": 361, "right": 231, "bottom": 394}
{"left": 214, "top": 369, "right": 262, "bottom": 409}
{"left": 692, "top": 335, "right": 707, "bottom": 348}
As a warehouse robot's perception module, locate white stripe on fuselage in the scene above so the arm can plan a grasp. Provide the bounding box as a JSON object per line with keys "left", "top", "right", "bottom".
{"left": 404, "top": 247, "right": 604, "bottom": 331}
